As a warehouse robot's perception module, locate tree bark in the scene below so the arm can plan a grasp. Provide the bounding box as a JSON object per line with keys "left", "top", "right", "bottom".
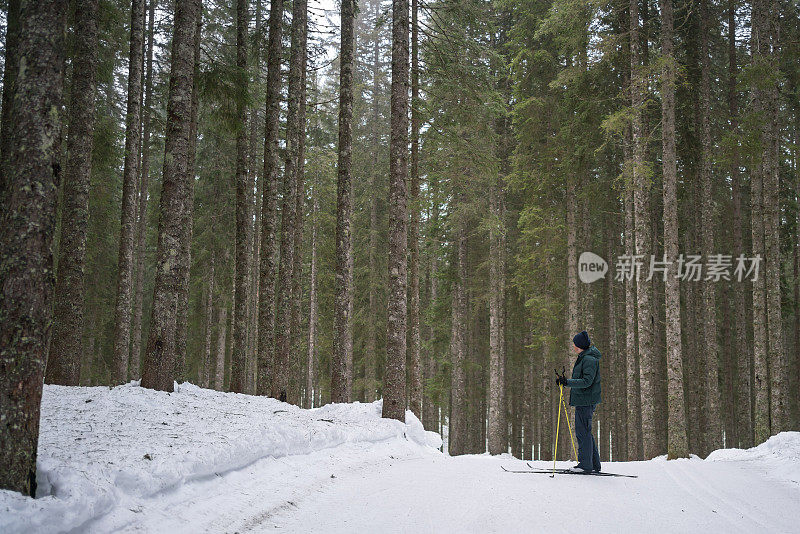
{"left": 659, "top": 0, "right": 688, "bottom": 459}
{"left": 215, "top": 300, "right": 228, "bottom": 390}
{"left": 605, "top": 224, "right": 626, "bottom": 460}
{"left": 759, "top": 0, "right": 785, "bottom": 434}
{"left": 523, "top": 331, "right": 534, "bottom": 460}
{"left": 257, "top": 0, "right": 284, "bottom": 396}
{"left": 272, "top": 0, "right": 306, "bottom": 402}
{"left": 131, "top": 0, "right": 157, "bottom": 382}
{"left": 332, "top": 0, "right": 356, "bottom": 404}
{"left": 306, "top": 177, "right": 320, "bottom": 407}
{"left": 727, "top": 0, "right": 752, "bottom": 449}
{"left": 625, "top": 162, "right": 642, "bottom": 460}
{"left": 0, "top": 0, "right": 68, "bottom": 496}
{"left": 230, "top": 0, "right": 250, "bottom": 394}
{"left": 383, "top": 0, "right": 409, "bottom": 422}
{"left": 202, "top": 257, "right": 215, "bottom": 388}
{"left": 246, "top": 0, "right": 264, "bottom": 395}
{"left": 565, "top": 174, "right": 578, "bottom": 461}
{"left": 698, "top": 0, "right": 721, "bottom": 454}
{"left": 46, "top": 0, "right": 100, "bottom": 386}
{"left": 630, "top": 0, "right": 656, "bottom": 460}
{"left": 112, "top": 0, "right": 147, "bottom": 385}
{"left": 175, "top": 0, "right": 203, "bottom": 384}
{"left": 749, "top": 0, "right": 771, "bottom": 444}
{"left": 407, "top": 0, "right": 423, "bottom": 420}
{"left": 365, "top": 0, "right": 382, "bottom": 403}
{"left": 141, "top": 0, "right": 201, "bottom": 392}
{"left": 794, "top": 108, "right": 800, "bottom": 431}
{"left": 424, "top": 175, "right": 442, "bottom": 431}
{"left": 289, "top": 21, "right": 308, "bottom": 405}
{"left": 449, "top": 222, "right": 468, "bottom": 453}
{"left": 488, "top": 178, "right": 507, "bottom": 455}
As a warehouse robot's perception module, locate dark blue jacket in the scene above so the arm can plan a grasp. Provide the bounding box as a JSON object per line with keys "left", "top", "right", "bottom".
{"left": 566, "top": 345, "right": 602, "bottom": 406}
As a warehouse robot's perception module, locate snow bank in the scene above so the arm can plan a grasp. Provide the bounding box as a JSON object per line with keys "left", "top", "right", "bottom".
{"left": 706, "top": 431, "right": 800, "bottom": 488}
{"left": 0, "top": 383, "right": 442, "bottom": 533}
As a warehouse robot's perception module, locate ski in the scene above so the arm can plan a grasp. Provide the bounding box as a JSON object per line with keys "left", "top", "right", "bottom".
{"left": 500, "top": 465, "right": 638, "bottom": 478}
{"left": 528, "top": 462, "right": 636, "bottom": 478}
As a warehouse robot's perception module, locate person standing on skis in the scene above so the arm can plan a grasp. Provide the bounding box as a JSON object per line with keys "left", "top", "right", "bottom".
{"left": 556, "top": 330, "right": 602, "bottom": 473}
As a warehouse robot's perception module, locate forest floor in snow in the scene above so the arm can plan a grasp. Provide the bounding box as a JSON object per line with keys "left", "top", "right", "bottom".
{"left": 1, "top": 384, "right": 799, "bottom": 533}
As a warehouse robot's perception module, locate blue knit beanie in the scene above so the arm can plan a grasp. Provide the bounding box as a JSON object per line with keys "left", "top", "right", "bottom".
{"left": 573, "top": 330, "right": 591, "bottom": 350}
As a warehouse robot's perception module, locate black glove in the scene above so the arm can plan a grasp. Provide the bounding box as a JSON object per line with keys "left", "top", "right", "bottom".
{"left": 556, "top": 376, "right": 568, "bottom": 387}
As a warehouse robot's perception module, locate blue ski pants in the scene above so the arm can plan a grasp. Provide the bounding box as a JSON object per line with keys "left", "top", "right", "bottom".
{"left": 575, "top": 404, "right": 601, "bottom": 472}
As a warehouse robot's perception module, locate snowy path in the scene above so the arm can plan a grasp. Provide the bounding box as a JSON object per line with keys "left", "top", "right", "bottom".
{"left": 99, "top": 450, "right": 799, "bottom": 533}
{"left": 3, "top": 385, "right": 799, "bottom": 534}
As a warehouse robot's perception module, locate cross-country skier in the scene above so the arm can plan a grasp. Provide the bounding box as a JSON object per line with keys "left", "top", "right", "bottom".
{"left": 556, "top": 330, "right": 602, "bottom": 474}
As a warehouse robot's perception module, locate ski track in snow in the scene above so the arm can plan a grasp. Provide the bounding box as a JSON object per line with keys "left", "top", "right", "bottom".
{"left": 266, "top": 455, "right": 800, "bottom": 534}
{"left": 2, "top": 384, "right": 799, "bottom": 533}
{"left": 77, "top": 441, "right": 800, "bottom": 533}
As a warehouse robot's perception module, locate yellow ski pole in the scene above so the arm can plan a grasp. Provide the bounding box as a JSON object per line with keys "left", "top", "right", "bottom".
{"left": 561, "top": 393, "right": 579, "bottom": 462}
{"left": 552, "top": 383, "right": 563, "bottom": 477}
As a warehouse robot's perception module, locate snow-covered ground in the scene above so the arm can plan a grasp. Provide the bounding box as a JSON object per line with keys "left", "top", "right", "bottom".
{"left": 2, "top": 384, "right": 799, "bottom": 533}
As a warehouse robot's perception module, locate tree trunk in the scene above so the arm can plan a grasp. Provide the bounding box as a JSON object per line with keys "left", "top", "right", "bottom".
{"left": 112, "top": 0, "right": 146, "bottom": 385}
{"left": 727, "top": 0, "right": 752, "bottom": 449}
{"left": 541, "top": 347, "right": 553, "bottom": 460}
{"left": 306, "top": 178, "right": 320, "bottom": 407}
{"left": 630, "top": 0, "right": 655, "bottom": 460}
{"left": 758, "top": 0, "right": 785, "bottom": 434}
{"left": 659, "top": 0, "right": 688, "bottom": 459}
{"left": 257, "top": 0, "right": 284, "bottom": 396}
{"left": 625, "top": 167, "right": 642, "bottom": 460}
{"left": 749, "top": 0, "right": 771, "bottom": 444}
{"left": 215, "top": 301, "right": 228, "bottom": 390}
{"left": 175, "top": 1, "right": 203, "bottom": 384}
{"left": 203, "top": 257, "right": 215, "bottom": 388}
{"left": 141, "top": 0, "right": 201, "bottom": 392}
{"left": 523, "top": 331, "right": 534, "bottom": 460}
{"left": 0, "top": 0, "right": 68, "bottom": 496}
{"left": 383, "top": 0, "right": 410, "bottom": 422}
{"left": 407, "top": 0, "right": 423, "bottom": 419}
{"left": 424, "top": 176, "right": 441, "bottom": 430}
{"left": 289, "top": 23, "right": 308, "bottom": 405}
{"left": 488, "top": 179, "right": 507, "bottom": 455}
{"left": 131, "top": 0, "right": 157, "bottom": 382}
{"left": 246, "top": 0, "right": 264, "bottom": 395}
{"left": 565, "top": 175, "right": 578, "bottom": 460}
{"left": 230, "top": 0, "right": 250, "bottom": 394}
{"left": 793, "top": 110, "right": 800, "bottom": 431}
{"left": 332, "top": 0, "right": 356, "bottom": 404}
{"left": 424, "top": 255, "right": 439, "bottom": 430}
{"left": 365, "top": 0, "right": 382, "bottom": 403}
{"left": 698, "top": 0, "right": 721, "bottom": 454}
{"left": 605, "top": 225, "right": 626, "bottom": 460}
{"left": 449, "top": 222, "right": 468, "bottom": 453}
{"left": 46, "top": 0, "right": 99, "bottom": 386}
{"left": 683, "top": 177, "right": 704, "bottom": 454}
{"left": 272, "top": 0, "right": 306, "bottom": 402}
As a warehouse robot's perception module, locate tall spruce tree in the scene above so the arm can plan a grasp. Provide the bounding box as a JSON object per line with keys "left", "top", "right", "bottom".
{"left": 659, "top": 0, "right": 688, "bottom": 459}
{"left": 230, "top": 0, "right": 250, "bottom": 394}
{"left": 273, "top": 0, "right": 308, "bottom": 400}
{"left": 382, "top": 0, "right": 410, "bottom": 422}
{"left": 141, "top": 0, "right": 201, "bottom": 392}
{"left": 131, "top": 0, "right": 157, "bottom": 382}
{"left": 257, "top": 0, "right": 284, "bottom": 396}
{"left": 0, "top": 0, "right": 69, "bottom": 496}
{"left": 46, "top": 0, "right": 101, "bottom": 386}
{"left": 333, "top": 0, "right": 356, "bottom": 403}
{"left": 112, "top": 0, "right": 147, "bottom": 384}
